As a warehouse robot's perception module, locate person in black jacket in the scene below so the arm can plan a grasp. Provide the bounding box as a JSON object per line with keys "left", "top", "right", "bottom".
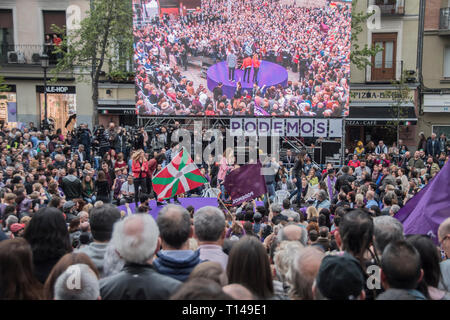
{"left": 95, "top": 171, "right": 111, "bottom": 203}
{"left": 99, "top": 214, "right": 181, "bottom": 300}
{"left": 78, "top": 124, "right": 92, "bottom": 162}
{"left": 61, "top": 168, "right": 83, "bottom": 201}
{"left": 289, "top": 151, "right": 306, "bottom": 206}
{"left": 335, "top": 166, "right": 352, "bottom": 194}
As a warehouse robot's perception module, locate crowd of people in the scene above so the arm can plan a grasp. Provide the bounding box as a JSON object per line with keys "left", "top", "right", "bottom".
{"left": 134, "top": 0, "right": 351, "bottom": 116}
{"left": 0, "top": 118, "right": 449, "bottom": 300}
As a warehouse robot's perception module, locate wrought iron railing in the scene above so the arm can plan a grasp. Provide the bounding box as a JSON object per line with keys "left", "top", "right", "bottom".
{"left": 0, "top": 44, "right": 62, "bottom": 65}
{"left": 440, "top": 8, "right": 450, "bottom": 30}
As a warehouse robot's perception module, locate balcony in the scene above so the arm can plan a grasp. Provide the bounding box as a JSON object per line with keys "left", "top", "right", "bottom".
{"left": 369, "top": 0, "right": 405, "bottom": 16}
{"left": 0, "top": 44, "right": 62, "bottom": 66}
{"left": 440, "top": 8, "right": 450, "bottom": 34}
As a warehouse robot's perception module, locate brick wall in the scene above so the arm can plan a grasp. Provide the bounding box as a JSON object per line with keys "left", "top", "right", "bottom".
{"left": 425, "top": 0, "right": 442, "bottom": 30}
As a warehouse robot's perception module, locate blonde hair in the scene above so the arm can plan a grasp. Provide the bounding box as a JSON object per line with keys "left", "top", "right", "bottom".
{"left": 132, "top": 149, "right": 144, "bottom": 161}
{"left": 306, "top": 206, "right": 318, "bottom": 220}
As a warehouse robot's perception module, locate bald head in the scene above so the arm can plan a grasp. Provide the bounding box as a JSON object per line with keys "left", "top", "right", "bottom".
{"left": 157, "top": 204, "right": 192, "bottom": 249}
{"left": 223, "top": 284, "right": 254, "bottom": 300}
{"left": 278, "top": 224, "right": 307, "bottom": 246}
{"left": 438, "top": 217, "right": 450, "bottom": 241}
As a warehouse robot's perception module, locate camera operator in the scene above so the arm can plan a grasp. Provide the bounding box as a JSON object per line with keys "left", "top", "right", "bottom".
{"left": 94, "top": 125, "right": 110, "bottom": 158}
{"left": 77, "top": 123, "right": 92, "bottom": 163}
{"left": 166, "top": 121, "right": 181, "bottom": 145}
{"left": 113, "top": 127, "right": 129, "bottom": 161}
{"left": 133, "top": 127, "right": 147, "bottom": 151}
{"left": 106, "top": 121, "right": 117, "bottom": 149}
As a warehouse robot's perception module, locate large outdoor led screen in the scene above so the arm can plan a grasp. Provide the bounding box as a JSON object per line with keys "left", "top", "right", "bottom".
{"left": 133, "top": 0, "right": 351, "bottom": 117}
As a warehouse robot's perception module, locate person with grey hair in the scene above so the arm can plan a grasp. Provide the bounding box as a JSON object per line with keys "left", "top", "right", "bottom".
{"left": 273, "top": 241, "right": 304, "bottom": 299}
{"left": 153, "top": 204, "right": 201, "bottom": 281}
{"left": 438, "top": 217, "right": 450, "bottom": 291}
{"left": 277, "top": 224, "right": 307, "bottom": 246}
{"left": 313, "top": 190, "right": 330, "bottom": 210}
{"left": 289, "top": 247, "right": 325, "bottom": 300}
{"left": 389, "top": 205, "right": 401, "bottom": 217}
{"left": 373, "top": 216, "right": 404, "bottom": 256}
{"left": 54, "top": 264, "right": 100, "bottom": 300}
{"left": 194, "top": 206, "right": 228, "bottom": 271}
{"left": 280, "top": 199, "right": 300, "bottom": 223}
{"left": 270, "top": 203, "right": 288, "bottom": 225}
{"left": 99, "top": 214, "right": 181, "bottom": 300}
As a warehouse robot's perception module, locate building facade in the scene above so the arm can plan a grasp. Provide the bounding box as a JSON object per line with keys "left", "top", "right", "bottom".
{"left": 0, "top": 0, "right": 136, "bottom": 132}
{"left": 0, "top": 0, "right": 94, "bottom": 132}
{"left": 421, "top": 0, "right": 450, "bottom": 140}
{"left": 349, "top": 0, "right": 421, "bottom": 151}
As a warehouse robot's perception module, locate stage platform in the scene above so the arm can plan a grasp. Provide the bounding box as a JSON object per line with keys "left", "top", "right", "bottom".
{"left": 207, "top": 60, "right": 288, "bottom": 98}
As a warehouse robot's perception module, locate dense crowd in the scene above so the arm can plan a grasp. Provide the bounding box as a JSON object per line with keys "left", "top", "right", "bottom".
{"left": 133, "top": 0, "right": 350, "bottom": 116}
{"left": 0, "top": 119, "right": 449, "bottom": 300}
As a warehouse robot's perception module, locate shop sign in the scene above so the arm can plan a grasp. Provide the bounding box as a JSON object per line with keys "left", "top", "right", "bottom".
{"left": 346, "top": 120, "right": 377, "bottom": 126}
{"left": 36, "top": 86, "right": 76, "bottom": 94}
{"left": 350, "top": 89, "right": 414, "bottom": 103}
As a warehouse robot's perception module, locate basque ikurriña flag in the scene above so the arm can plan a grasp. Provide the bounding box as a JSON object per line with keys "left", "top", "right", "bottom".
{"left": 152, "top": 147, "right": 207, "bottom": 201}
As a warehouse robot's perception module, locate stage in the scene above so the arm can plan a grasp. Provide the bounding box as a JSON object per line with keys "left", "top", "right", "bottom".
{"left": 207, "top": 60, "right": 289, "bottom": 99}
{"left": 118, "top": 197, "right": 264, "bottom": 219}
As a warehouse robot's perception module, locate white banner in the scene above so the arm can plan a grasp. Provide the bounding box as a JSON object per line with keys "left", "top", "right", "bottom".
{"left": 328, "top": 119, "right": 343, "bottom": 138}
{"left": 258, "top": 118, "right": 271, "bottom": 136}
{"left": 271, "top": 119, "right": 285, "bottom": 136}
{"left": 230, "top": 119, "right": 243, "bottom": 136}
{"left": 243, "top": 118, "right": 258, "bottom": 136}
{"left": 300, "top": 119, "right": 314, "bottom": 137}
{"left": 314, "top": 119, "right": 328, "bottom": 138}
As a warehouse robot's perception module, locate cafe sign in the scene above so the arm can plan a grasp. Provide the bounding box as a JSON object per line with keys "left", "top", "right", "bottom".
{"left": 350, "top": 89, "right": 414, "bottom": 103}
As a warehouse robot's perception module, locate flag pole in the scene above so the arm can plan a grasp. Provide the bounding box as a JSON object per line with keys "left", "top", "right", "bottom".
{"left": 217, "top": 196, "right": 232, "bottom": 216}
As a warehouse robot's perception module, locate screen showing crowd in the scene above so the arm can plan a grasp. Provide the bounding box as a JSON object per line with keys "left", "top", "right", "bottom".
{"left": 133, "top": 0, "right": 351, "bottom": 117}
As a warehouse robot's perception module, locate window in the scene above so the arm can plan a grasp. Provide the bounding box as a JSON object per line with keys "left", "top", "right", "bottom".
{"left": 371, "top": 33, "right": 397, "bottom": 81}
{"left": 43, "top": 11, "right": 66, "bottom": 63}
{"left": 43, "top": 10, "right": 66, "bottom": 41}
{"left": 444, "top": 47, "right": 450, "bottom": 78}
{"left": 432, "top": 125, "right": 450, "bottom": 139}
{"left": 0, "top": 9, "right": 14, "bottom": 64}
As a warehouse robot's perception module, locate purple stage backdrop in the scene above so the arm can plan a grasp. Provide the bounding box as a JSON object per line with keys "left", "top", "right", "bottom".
{"left": 207, "top": 61, "right": 288, "bottom": 99}
{"left": 118, "top": 197, "right": 264, "bottom": 220}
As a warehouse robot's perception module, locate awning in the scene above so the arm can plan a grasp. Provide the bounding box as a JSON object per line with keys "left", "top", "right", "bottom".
{"left": 347, "top": 105, "right": 417, "bottom": 125}
{"left": 98, "top": 105, "right": 136, "bottom": 116}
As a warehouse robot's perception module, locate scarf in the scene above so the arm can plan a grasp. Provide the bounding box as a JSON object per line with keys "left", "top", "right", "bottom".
{"left": 327, "top": 175, "right": 336, "bottom": 200}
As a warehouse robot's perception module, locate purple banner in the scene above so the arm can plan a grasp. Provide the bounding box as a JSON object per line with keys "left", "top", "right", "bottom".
{"left": 223, "top": 162, "right": 268, "bottom": 206}
{"left": 395, "top": 160, "right": 450, "bottom": 244}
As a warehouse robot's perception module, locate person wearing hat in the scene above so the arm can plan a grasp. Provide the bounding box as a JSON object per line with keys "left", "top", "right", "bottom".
{"left": 313, "top": 253, "right": 366, "bottom": 300}
{"left": 9, "top": 223, "right": 26, "bottom": 238}
{"left": 62, "top": 200, "right": 78, "bottom": 223}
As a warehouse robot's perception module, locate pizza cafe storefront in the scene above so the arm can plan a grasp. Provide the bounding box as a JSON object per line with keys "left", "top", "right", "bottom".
{"left": 347, "top": 88, "right": 418, "bottom": 152}
{"left": 98, "top": 105, "right": 137, "bottom": 128}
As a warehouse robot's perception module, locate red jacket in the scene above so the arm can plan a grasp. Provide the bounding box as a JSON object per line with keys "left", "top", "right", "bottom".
{"left": 242, "top": 57, "right": 252, "bottom": 69}
{"left": 252, "top": 57, "right": 261, "bottom": 68}
{"left": 147, "top": 158, "right": 157, "bottom": 179}
{"left": 132, "top": 160, "right": 149, "bottom": 179}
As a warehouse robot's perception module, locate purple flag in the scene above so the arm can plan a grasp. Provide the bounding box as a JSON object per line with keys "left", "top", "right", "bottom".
{"left": 395, "top": 160, "right": 450, "bottom": 244}
{"left": 223, "top": 162, "right": 267, "bottom": 206}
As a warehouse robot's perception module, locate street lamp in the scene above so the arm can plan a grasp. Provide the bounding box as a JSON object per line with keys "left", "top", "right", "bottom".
{"left": 40, "top": 54, "right": 49, "bottom": 129}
